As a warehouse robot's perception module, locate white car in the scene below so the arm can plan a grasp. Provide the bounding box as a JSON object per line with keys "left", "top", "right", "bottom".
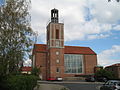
{"left": 100, "top": 80, "right": 120, "bottom": 90}
{"left": 56, "top": 77, "right": 63, "bottom": 81}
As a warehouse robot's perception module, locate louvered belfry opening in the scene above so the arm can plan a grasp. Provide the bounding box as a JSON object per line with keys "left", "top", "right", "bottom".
{"left": 51, "top": 8, "right": 59, "bottom": 23}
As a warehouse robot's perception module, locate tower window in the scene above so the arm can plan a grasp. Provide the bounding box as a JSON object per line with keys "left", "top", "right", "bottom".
{"left": 56, "top": 68, "right": 60, "bottom": 73}
{"left": 56, "top": 41, "right": 60, "bottom": 47}
{"left": 55, "top": 13, "right": 57, "bottom": 17}
{"left": 56, "top": 29, "right": 59, "bottom": 39}
{"left": 56, "top": 51, "right": 59, "bottom": 55}
{"left": 56, "top": 59, "right": 60, "bottom": 64}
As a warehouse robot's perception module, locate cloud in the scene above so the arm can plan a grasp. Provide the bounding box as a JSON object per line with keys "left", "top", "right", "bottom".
{"left": 113, "top": 25, "right": 120, "bottom": 30}
{"left": 23, "top": 59, "right": 32, "bottom": 66}
{"left": 31, "top": 0, "right": 120, "bottom": 42}
{"left": 98, "top": 45, "right": 120, "bottom": 66}
{"left": 88, "top": 0, "right": 120, "bottom": 24}
{"left": 64, "top": 18, "right": 112, "bottom": 41}
{"left": 87, "top": 34, "right": 110, "bottom": 40}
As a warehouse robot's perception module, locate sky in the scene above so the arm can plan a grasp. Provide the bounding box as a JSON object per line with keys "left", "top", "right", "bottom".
{"left": 1, "top": 0, "right": 120, "bottom": 67}
{"left": 0, "top": 0, "right": 5, "bottom": 6}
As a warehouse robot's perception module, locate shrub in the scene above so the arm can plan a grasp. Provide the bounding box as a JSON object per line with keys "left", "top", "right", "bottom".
{"left": 7, "top": 75, "right": 38, "bottom": 90}
{"left": 61, "top": 87, "right": 69, "bottom": 90}
{"left": 32, "top": 67, "right": 40, "bottom": 76}
{"left": 0, "top": 75, "right": 8, "bottom": 90}
{"left": 95, "top": 69, "right": 114, "bottom": 79}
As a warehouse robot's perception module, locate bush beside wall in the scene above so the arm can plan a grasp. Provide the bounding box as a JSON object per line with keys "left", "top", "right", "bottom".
{"left": 7, "top": 75, "right": 38, "bottom": 90}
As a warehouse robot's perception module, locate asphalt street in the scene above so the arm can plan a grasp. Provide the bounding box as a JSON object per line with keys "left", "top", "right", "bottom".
{"left": 57, "top": 83, "right": 102, "bottom": 90}
{"left": 38, "top": 81, "right": 103, "bottom": 90}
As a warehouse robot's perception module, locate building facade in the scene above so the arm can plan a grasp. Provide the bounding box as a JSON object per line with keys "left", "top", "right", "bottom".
{"left": 105, "top": 63, "right": 120, "bottom": 79}
{"left": 32, "top": 9, "right": 97, "bottom": 80}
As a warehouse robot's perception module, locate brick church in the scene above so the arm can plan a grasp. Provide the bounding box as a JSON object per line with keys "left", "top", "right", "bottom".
{"left": 32, "top": 8, "right": 97, "bottom": 80}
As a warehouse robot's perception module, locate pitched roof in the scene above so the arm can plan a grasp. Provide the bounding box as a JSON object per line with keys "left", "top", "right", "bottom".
{"left": 64, "top": 46, "right": 96, "bottom": 55}
{"left": 34, "top": 44, "right": 47, "bottom": 52}
{"left": 33, "top": 44, "right": 96, "bottom": 55}
{"left": 106, "top": 63, "right": 120, "bottom": 68}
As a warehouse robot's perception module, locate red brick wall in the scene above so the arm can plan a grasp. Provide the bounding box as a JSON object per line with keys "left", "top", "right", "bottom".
{"left": 34, "top": 53, "right": 98, "bottom": 79}
{"left": 35, "top": 52, "right": 47, "bottom": 80}
{"left": 48, "top": 48, "right": 64, "bottom": 79}
{"left": 106, "top": 66, "right": 120, "bottom": 79}
{"left": 84, "top": 55, "right": 97, "bottom": 75}
{"left": 34, "top": 51, "right": 97, "bottom": 80}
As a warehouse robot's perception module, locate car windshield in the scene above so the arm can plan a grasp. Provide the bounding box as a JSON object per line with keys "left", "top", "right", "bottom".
{"left": 111, "top": 81, "right": 120, "bottom": 86}
{"left": 117, "top": 82, "right": 120, "bottom": 86}
{"left": 105, "top": 80, "right": 120, "bottom": 86}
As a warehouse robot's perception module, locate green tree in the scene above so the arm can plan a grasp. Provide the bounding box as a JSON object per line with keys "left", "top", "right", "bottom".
{"left": 95, "top": 69, "right": 114, "bottom": 79}
{"left": 0, "top": 0, "right": 34, "bottom": 75}
{"left": 32, "top": 67, "right": 40, "bottom": 76}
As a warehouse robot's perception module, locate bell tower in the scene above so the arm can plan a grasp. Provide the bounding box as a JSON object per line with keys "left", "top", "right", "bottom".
{"left": 46, "top": 8, "right": 64, "bottom": 79}
{"left": 51, "top": 8, "right": 59, "bottom": 23}
{"left": 47, "top": 8, "right": 64, "bottom": 48}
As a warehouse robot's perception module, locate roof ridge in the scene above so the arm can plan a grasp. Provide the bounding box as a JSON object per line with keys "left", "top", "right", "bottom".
{"left": 106, "top": 63, "right": 120, "bottom": 67}
{"left": 65, "top": 45, "right": 89, "bottom": 48}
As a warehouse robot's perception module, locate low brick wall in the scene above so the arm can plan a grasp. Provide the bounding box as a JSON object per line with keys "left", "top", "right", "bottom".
{"left": 64, "top": 77, "right": 85, "bottom": 81}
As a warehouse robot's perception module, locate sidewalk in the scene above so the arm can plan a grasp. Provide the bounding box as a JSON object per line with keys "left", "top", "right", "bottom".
{"left": 35, "top": 84, "right": 69, "bottom": 90}
{"left": 37, "top": 80, "right": 104, "bottom": 84}
{"left": 34, "top": 80, "right": 103, "bottom": 90}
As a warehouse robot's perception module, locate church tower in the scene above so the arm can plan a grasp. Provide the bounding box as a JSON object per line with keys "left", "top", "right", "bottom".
{"left": 46, "top": 8, "right": 64, "bottom": 79}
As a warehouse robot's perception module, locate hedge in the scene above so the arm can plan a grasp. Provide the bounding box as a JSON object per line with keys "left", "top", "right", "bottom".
{"left": 6, "top": 75, "right": 38, "bottom": 90}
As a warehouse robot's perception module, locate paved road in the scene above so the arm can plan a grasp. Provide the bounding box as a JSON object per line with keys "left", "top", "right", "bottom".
{"left": 38, "top": 81, "right": 103, "bottom": 90}
{"left": 57, "top": 83, "right": 102, "bottom": 90}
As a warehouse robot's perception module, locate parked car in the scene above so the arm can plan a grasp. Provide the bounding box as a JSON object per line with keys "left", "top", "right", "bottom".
{"left": 56, "top": 77, "right": 63, "bottom": 81}
{"left": 47, "top": 77, "right": 63, "bottom": 81}
{"left": 47, "top": 77, "right": 56, "bottom": 81}
{"left": 96, "top": 77, "right": 108, "bottom": 82}
{"left": 100, "top": 80, "right": 120, "bottom": 90}
{"left": 85, "top": 76, "right": 95, "bottom": 82}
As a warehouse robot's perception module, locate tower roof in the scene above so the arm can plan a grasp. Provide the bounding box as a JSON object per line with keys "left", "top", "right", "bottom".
{"left": 51, "top": 8, "right": 58, "bottom": 11}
